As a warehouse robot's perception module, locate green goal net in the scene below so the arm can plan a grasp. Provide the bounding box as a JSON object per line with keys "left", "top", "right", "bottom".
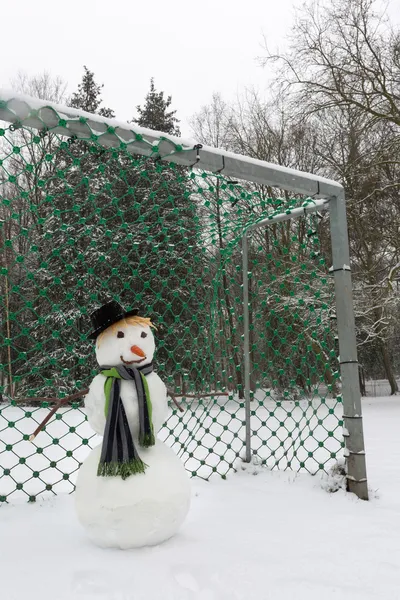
{"left": 0, "top": 100, "right": 343, "bottom": 502}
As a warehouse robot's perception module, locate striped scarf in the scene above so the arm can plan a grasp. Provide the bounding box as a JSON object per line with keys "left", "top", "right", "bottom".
{"left": 97, "top": 363, "right": 155, "bottom": 479}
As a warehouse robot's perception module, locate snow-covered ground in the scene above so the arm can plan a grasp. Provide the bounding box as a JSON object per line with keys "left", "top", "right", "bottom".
{"left": 1, "top": 395, "right": 400, "bottom": 599}
{"left": 364, "top": 378, "right": 400, "bottom": 397}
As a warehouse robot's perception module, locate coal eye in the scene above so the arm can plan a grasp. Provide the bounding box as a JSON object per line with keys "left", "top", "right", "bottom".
{"left": 117, "top": 331, "right": 124, "bottom": 338}
{"left": 141, "top": 331, "right": 147, "bottom": 339}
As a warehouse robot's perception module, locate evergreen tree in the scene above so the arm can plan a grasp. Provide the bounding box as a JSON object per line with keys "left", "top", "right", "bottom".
{"left": 132, "top": 78, "right": 180, "bottom": 134}
{"left": 115, "top": 79, "right": 211, "bottom": 389}
{"left": 70, "top": 66, "right": 115, "bottom": 117}
{"left": 17, "top": 67, "right": 117, "bottom": 396}
{"left": 17, "top": 74, "right": 212, "bottom": 398}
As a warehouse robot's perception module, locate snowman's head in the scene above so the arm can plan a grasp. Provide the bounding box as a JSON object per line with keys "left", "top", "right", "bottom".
{"left": 95, "top": 316, "right": 156, "bottom": 368}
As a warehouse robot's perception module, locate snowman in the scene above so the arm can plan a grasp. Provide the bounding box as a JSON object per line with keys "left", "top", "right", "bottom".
{"left": 74, "top": 301, "right": 191, "bottom": 549}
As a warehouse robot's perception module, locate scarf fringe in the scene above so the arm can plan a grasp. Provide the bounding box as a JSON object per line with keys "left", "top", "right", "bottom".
{"left": 139, "top": 431, "right": 156, "bottom": 448}
{"left": 97, "top": 458, "right": 148, "bottom": 480}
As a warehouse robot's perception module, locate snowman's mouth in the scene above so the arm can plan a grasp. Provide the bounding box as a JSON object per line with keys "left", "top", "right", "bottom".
{"left": 120, "top": 355, "right": 146, "bottom": 365}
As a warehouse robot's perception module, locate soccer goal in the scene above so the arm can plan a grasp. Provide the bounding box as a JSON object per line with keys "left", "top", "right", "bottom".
{"left": 0, "top": 91, "right": 368, "bottom": 501}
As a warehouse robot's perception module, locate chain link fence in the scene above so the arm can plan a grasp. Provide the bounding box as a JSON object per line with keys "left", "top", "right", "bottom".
{"left": 0, "top": 93, "right": 367, "bottom": 502}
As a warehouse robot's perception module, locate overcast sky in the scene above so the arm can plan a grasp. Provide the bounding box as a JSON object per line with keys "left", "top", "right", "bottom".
{"left": 1, "top": 0, "right": 399, "bottom": 136}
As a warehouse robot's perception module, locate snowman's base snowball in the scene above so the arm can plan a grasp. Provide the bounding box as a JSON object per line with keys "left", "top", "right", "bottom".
{"left": 75, "top": 441, "right": 191, "bottom": 549}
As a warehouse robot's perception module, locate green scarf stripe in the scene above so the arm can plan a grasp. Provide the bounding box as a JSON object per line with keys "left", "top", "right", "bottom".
{"left": 139, "top": 372, "right": 155, "bottom": 447}
{"left": 103, "top": 374, "right": 115, "bottom": 418}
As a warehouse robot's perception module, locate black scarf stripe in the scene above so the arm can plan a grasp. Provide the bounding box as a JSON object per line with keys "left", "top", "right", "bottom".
{"left": 133, "top": 368, "right": 145, "bottom": 434}
{"left": 119, "top": 402, "right": 137, "bottom": 463}
{"left": 111, "top": 381, "right": 125, "bottom": 464}
{"left": 121, "top": 401, "right": 136, "bottom": 458}
{"left": 116, "top": 417, "right": 123, "bottom": 463}
{"left": 100, "top": 377, "right": 120, "bottom": 465}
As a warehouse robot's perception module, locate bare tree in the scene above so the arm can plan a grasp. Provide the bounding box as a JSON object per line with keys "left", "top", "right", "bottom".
{"left": 190, "top": 93, "right": 233, "bottom": 150}
{"left": 263, "top": 0, "right": 400, "bottom": 128}
{"left": 261, "top": 0, "right": 400, "bottom": 394}
{"left": 190, "top": 91, "right": 339, "bottom": 397}
{"left": 11, "top": 71, "right": 67, "bottom": 103}
{"left": 190, "top": 95, "right": 246, "bottom": 395}
{"left": 0, "top": 72, "right": 68, "bottom": 397}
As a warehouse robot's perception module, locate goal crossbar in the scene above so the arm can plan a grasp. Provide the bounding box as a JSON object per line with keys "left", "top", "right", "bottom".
{"left": 0, "top": 89, "right": 343, "bottom": 199}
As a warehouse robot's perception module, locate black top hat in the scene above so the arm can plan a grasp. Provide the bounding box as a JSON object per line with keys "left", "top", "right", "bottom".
{"left": 87, "top": 301, "right": 140, "bottom": 340}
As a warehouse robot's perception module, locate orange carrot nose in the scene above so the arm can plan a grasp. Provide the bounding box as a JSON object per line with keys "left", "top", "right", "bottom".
{"left": 130, "top": 345, "right": 146, "bottom": 358}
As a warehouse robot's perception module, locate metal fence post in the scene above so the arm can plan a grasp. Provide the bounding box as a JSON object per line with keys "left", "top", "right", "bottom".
{"left": 242, "top": 232, "right": 251, "bottom": 463}
{"left": 329, "top": 192, "right": 368, "bottom": 500}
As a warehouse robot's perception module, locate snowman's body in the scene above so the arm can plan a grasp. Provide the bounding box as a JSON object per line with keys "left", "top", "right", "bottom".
{"left": 75, "top": 317, "right": 190, "bottom": 549}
